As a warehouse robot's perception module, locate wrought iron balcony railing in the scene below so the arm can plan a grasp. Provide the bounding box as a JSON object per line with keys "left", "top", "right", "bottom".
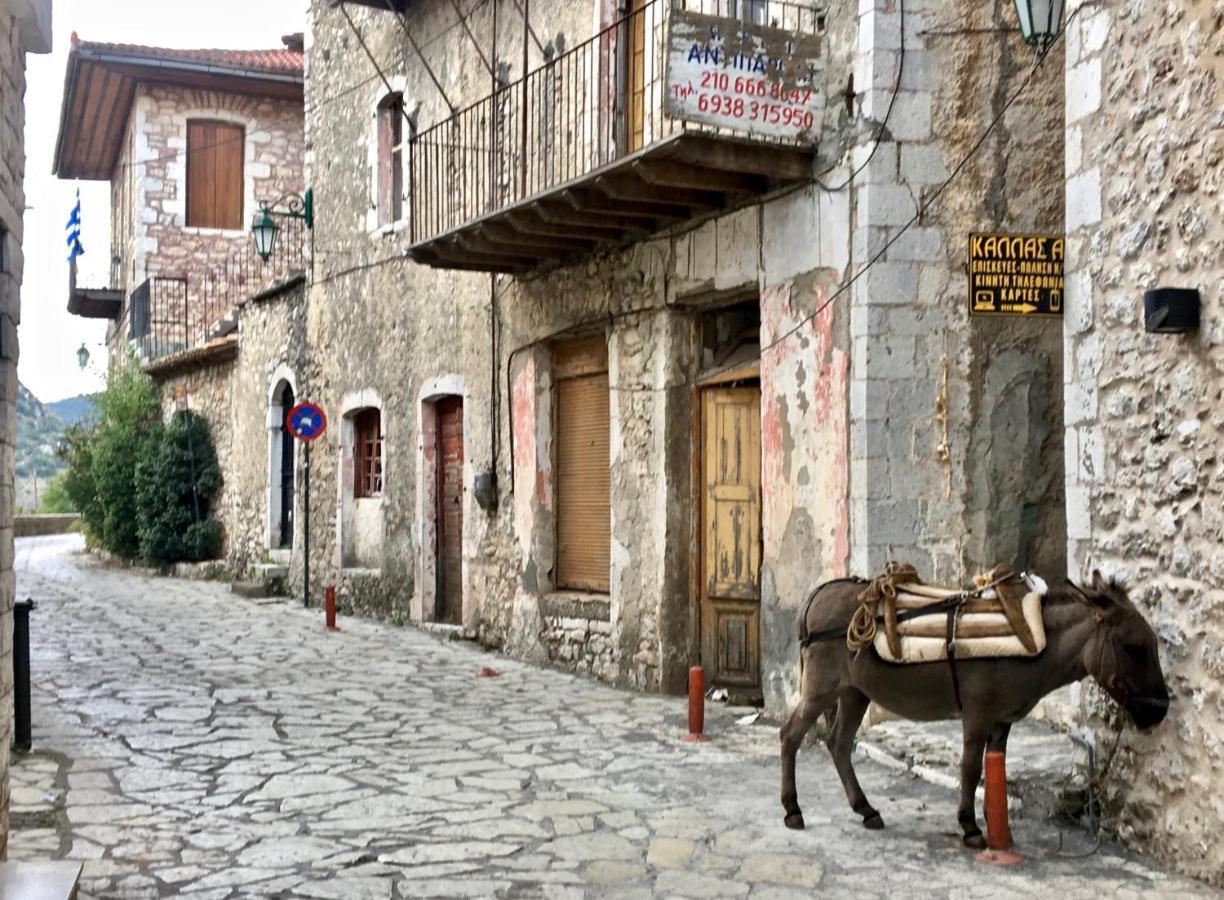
{"left": 409, "top": 0, "right": 826, "bottom": 273}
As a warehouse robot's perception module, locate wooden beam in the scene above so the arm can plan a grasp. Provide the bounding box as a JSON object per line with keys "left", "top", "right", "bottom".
{"left": 409, "top": 247, "right": 521, "bottom": 274}
{"left": 666, "top": 137, "right": 814, "bottom": 182}
{"left": 506, "top": 210, "right": 625, "bottom": 242}
{"left": 455, "top": 230, "right": 558, "bottom": 263}
{"left": 532, "top": 199, "right": 655, "bottom": 233}
{"left": 562, "top": 188, "right": 687, "bottom": 221}
{"left": 480, "top": 222, "right": 595, "bottom": 252}
{"left": 633, "top": 159, "right": 768, "bottom": 194}
{"left": 594, "top": 173, "right": 724, "bottom": 212}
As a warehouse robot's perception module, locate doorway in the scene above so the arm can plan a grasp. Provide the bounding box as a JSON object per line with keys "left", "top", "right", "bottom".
{"left": 698, "top": 382, "right": 762, "bottom": 697}
{"left": 275, "top": 381, "right": 295, "bottom": 549}
{"left": 435, "top": 396, "right": 464, "bottom": 623}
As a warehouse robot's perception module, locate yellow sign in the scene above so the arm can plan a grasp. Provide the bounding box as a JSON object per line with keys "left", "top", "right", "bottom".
{"left": 174, "top": 384, "right": 188, "bottom": 412}
{"left": 968, "top": 232, "right": 1064, "bottom": 317}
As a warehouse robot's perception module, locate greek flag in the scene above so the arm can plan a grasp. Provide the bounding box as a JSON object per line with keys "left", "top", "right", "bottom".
{"left": 66, "top": 188, "right": 84, "bottom": 262}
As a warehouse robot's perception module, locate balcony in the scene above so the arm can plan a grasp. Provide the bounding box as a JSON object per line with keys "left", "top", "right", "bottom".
{"left": 125, "top": 216, "right": 308, "bottom": 369}
{"left": 408, "top": 0, "right": 826, "bottom": 274}
{"left": 67, "top": 257, "right": 123, "bottom": 319}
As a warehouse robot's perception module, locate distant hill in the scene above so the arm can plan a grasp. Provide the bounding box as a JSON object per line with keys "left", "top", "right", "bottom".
{"left": 47, "top": 393, "right": 99, "bottom": 427}
{"left": 16, "top": 383, "right": 68, "bottom": 510}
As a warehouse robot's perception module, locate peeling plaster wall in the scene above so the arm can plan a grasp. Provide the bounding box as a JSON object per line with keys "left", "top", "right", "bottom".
{"left": 1062, "top": 0, "right": 1223, "bottom": 884}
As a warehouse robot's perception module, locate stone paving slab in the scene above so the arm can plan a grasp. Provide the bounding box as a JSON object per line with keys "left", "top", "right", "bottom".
{"left": 8, "top": 534, "right": 1220, "bottom": 899}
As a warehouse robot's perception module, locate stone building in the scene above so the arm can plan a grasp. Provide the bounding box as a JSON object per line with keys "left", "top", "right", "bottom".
{"left": 0, "top": 0, "right": 52, "bottom": 859}
{"left": 302, "top": 0, "right": 1065, "bottom": 703}
{"left": 55, "top": 35, "right": 309, "bottom": 574}
{"left": 1062, "top": 0, "right": 1222, "bottom": 884}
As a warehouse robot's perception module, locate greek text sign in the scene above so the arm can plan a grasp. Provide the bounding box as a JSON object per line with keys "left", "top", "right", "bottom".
{"left": 968, "top": 232, "right": 1065, "bottom": 317}
{"left": 664, "top": 9, "right": 824, "bottom": 142}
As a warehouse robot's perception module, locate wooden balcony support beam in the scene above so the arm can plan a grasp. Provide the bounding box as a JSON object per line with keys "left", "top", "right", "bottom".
{"left": 663, "top": 138, "right": 813, "bottom": 182}
{"left": 505, "top": 210, "right": 625, "bottom": 242}
{"left": 455, "top": 230, "right": 560, "bottom": 263}
{"left": 632, "top": 159, "right": 768, "bottom": 195}
{"left": 593, "top": 173, "right": 725, "bottom": 213}
{"left": 532, "top": 199, "right": 655, "bottom": 233}
{"left": 479, "top": 222, "right": 595, "bottom": 252}
{"left": 562, "top": 188, "right": 687, "bottom": 222}
{"left": 413, "top": 240, "right": 532, "bottom": 273}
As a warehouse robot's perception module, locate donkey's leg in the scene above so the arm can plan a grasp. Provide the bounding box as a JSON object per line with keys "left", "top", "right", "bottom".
{"left": 958, "top": 724, "right": 990, "bottom": 849}
{"left": 780, "top": 647, "right": 839, "bottom": 831}
{"left": 825, "top": 688, "right": 882, "bottom": 829}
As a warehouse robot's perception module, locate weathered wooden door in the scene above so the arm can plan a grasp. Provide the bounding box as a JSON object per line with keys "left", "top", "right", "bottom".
{"left": 436, "top": 397, "right": 464, "bottom": 623}
{"left": 278, "top": 384, "right": 295, "bottom": 549}
{"left": 700, "top": 385, "right": 762, "bottom": 692}
{"left": 626, "top": 0, "right": 648, "bottom": 151}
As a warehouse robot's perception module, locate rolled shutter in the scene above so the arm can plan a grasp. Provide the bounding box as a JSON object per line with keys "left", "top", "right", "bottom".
{"left": 554, "top": 339, "right": 610, "bottom": 592}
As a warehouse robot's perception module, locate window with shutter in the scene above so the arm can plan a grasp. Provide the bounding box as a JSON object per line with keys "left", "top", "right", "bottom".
{"left": 376, "top": 94, "right": 405, "bottom": 226}
{"left": 186, "top": 120, "right": 244, "bottom": 230}
{"left": 553, "top": 338, "right": 611, "bottom": 593}
{"left": 353, "top": 408, "right": 384, "bottom": 498}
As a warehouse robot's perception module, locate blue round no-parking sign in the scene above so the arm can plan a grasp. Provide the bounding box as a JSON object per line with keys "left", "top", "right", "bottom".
{"left": 286, "top": 402, "right": 328, "bottom": 442}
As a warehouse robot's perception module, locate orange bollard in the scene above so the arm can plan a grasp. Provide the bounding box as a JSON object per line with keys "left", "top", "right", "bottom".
{"left": 682, "top": 665, "right": 709, "bottom": 742}
{"left": 976, "top": 750, "right": 1023, "bottom": 865}
{"left": 324, "top": 585, "right": 338, "bottom": 632}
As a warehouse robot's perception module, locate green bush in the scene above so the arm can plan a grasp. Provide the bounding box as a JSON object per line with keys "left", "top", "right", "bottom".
{"left": 58, "top": 424, "right": 101, "bottom": 538}
{"left": 135, "top": 410, "right": 222, "bottom": 565}
{"left": 39, "top": 471, "right": 76, "bottom": 514}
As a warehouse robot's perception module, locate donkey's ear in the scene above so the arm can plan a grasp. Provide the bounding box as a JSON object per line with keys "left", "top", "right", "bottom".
{"left": 1091, "top": 569, "right": 1107, "bottom": 593}
{"left": 1068, "top": 577, "right": 1111, "bottom": 610}
{"left": 1066, "top": 579, "right": 1091, "bottom": 603}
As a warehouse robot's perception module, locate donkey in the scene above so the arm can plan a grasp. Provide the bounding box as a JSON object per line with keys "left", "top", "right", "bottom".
{"left": 779, "top": 571, "right": 1170, "bottom": 848}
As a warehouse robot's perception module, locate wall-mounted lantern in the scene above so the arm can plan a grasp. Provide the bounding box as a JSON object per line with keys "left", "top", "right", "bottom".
{"left": 252, "top": 188, "right": 314, "bottom": 263}
{"left": 1144, "top": 288, "right": 1201, "bottom": 334}
{"left": 1013, "top": 0, "right": 1065, "bottom": 52}
{"left": 76, "top": 342, "right": 90, "bottom": 370}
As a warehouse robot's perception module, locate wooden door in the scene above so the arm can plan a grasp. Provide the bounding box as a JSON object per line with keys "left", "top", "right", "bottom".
{"left": 278, "top": 385, "right": 295, "bottom": 549}
{"left": 436, "top": 397, "right": 464, "bottom": 623}
{"left": 626, "top": 0, "right": 648, "bottom": 151}
{"left": 700, "top": 385, "right": 762, "bottom": 692}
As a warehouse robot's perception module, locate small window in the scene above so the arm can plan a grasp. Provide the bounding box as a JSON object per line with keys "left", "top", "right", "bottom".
{"left": 186, "top": 120, "right": 244, "bottom": 229}
{"left": 553, "top": 337, "right": 611, "bottom": 593}
{"left": 354, "top": 408, "right": 383, "bottom": 498}
{"left": 376, "top": 94, "right": 405, "bottom": 226}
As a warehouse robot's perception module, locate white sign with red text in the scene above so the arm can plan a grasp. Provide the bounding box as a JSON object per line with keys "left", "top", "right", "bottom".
{"left": 664, "top": 9, "right": 825, "bottom": 143}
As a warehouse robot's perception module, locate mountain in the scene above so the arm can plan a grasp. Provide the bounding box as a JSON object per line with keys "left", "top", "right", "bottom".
{"left": 47, "top": 393, "right": 99, "bottom": 427}
{"left": 16, "top": 382, "right": 67, "bottom": 511}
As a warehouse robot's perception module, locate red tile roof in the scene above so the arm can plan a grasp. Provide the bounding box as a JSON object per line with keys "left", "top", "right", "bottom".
{"left": 70, "top": 34, "right": 304, "bottom": 76}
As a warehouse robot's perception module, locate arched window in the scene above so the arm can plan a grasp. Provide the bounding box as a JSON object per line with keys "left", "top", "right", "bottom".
{"left": 353, "top": 408, "right": 383, "bottom": 498}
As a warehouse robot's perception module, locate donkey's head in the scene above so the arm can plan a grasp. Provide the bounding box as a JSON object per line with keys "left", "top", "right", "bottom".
{"left": 1071, "top": 571, "right": 1170, "bottom": 731}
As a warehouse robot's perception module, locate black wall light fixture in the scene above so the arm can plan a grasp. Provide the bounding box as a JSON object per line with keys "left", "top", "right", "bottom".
{"left": 1144, "top": 288, "right": 1202, "bottom": 334}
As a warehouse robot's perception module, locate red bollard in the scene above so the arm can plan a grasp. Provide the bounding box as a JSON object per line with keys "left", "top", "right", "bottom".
{"left": 976, "top": 750, "right": 1023, "bottom": 865}
{"left": 682, "top": 665, "right": 709, "bottom": 743}
{"left": 324, "top": 585, "right": 338, "bottom": 632}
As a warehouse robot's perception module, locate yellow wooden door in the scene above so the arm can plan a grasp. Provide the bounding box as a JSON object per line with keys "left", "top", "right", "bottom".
{"left": 626, "top": 0, "right": 648, "bottom": 151}
{"left": 700, "top": 385, "right": 762, "bottom": 691}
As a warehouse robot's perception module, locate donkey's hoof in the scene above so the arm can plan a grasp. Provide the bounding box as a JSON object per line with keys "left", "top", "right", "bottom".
{"left": 962, "top": 832, "right": 987, "bottom": 850}
{"left": 862, "top": 812, "right": 885, "bottom": 830}
{"left": 784, "top": 813, "right": 806, "bottom": 830}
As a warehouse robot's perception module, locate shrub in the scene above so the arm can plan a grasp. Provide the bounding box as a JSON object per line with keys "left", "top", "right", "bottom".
{"left": 39, "top": 471, "right": 76, "bottom": 514}
{"left": 135, "top": 410, "right": 223, "bottom": 565}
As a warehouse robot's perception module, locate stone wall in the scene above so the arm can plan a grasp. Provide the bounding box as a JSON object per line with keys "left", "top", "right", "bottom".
{"left": 1062, "top": 0, "right": 1222, "bottom": 884}
{"left": 0, "top": 0, "right": 50, "bottom": 861}
{"left": 151, "top": 280, "right": 307, "bottom": 579}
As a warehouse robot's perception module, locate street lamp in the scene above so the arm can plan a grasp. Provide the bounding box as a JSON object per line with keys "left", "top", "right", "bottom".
{"left": 76, "top": 342, "right": 90, "bottom": 370}
{"left": 1013, "top": 0, "right": 1065, "bottom": 52}
{"left": 251, "top": 189, "right": 314, "bottom": 263}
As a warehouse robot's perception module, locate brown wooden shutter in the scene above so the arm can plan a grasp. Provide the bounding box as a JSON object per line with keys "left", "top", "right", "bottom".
{"left": 554, "top": 338, "right": 611, "bottom": 593}
{"left": 186, "top": 120, "right": 243, "bottom": 229}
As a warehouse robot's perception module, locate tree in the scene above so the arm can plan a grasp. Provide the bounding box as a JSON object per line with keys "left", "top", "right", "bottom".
{"left": 39, "top": 471, "right": 76, "bottom": 514}
{"left": 135, "top": 410, "right": 222, "bottom": 565}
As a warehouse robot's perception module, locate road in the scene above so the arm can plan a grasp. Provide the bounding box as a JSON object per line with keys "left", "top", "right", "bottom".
{"left": 8, "top": 534, "right": 1216, "bottom": 899}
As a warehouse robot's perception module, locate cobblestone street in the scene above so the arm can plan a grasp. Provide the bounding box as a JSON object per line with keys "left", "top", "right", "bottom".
{"left": 8, "top": 535, "right": 1218, "bottom": 899}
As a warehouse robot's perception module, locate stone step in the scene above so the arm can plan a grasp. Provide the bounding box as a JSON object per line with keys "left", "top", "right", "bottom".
{"left": 253, "top": 563, "right": 289, "bottom": 580}
{"left": 231, "top": 581, "right": 271, "bottom": 599}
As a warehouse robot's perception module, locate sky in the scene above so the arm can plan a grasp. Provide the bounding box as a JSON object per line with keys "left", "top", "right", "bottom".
{"left": 19, "top": 0, "right": 305, "bottom": 403}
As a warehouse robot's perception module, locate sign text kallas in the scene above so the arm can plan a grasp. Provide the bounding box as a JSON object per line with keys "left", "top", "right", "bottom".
{"left": 968, "top": 232, "right": 1065, "bottom": 317}
{"left": 664, "top": 9, "right": 824, "bottom": 143}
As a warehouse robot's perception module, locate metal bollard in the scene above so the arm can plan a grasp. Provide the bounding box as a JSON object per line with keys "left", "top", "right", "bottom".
{"left": 976, "top": 750, "right": 1023, "bottom": 865}
{"left": 13, "top": 598, "right": 35, "bottom": 753}
{"left": 324, "top": 585, "right": 338, "bottom": 632}
{"left": 682, "top": 665, "right": 709, "bottom": 743}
